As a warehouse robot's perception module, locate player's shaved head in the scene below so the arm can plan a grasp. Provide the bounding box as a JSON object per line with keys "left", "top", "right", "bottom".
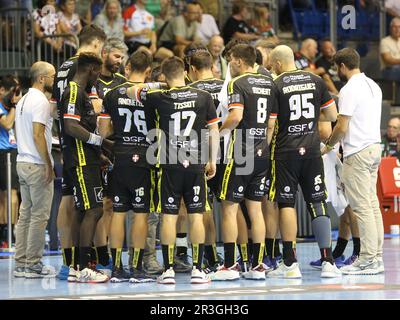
{"left": 269, "top": 45, "right": 296, "bottom": 75}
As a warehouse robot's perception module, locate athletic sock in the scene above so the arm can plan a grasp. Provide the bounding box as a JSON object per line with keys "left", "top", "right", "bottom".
{"left": 282, "top": 241, "right": 297, "bottom": 266}
{"left": 224, "top": 242, "right": 236, "bottom": 268}
{"left": 273, "top": 239, "right": 281, "bottom": 258}
{"left": 79, "top": 247, "right": 92, "bottom": 269}
{"left": 320, "top": 247, "right": 334, "bottom": 264}
{"left": 176, "top": 233, "right": 188, "bottom": 256}
{"left": 91, "top": 247, "right": 98, "bottom": 263}
{"left": 162, "top": 244, "right": 175, "bottom": 270}
{"left": 111, "top": 248, "right": 123, "bottom": 269}
{"left": 191, "top": 243, "right": 204, "bottom": 269}
{"left": 265, "top": 238, "right": 274, "bottom": 258}
{"left": 72, "top": 246, "right": 79, "bottom": 269}
{"left": 96, "top": 246, "right": 110, "bottom": 266}
{"left": 132, "top": 248, "right": 144, "bottom": 270}
{"left": 352, "top": 237, "right": 360, "bottom": 256}
{"left": 332, "top": 237, "right": 348, "bottom": 259}
{"left": 204, "top": 244, "right": 217, "bottom": 265}
{"left": 237, "top": 243, "right": 249, "bottom": 264}
{"left": 62, "top": 248, "right": 72, "bottom": 266}
{"left": 248, "top": 238, "right": 253, "bottom": 260}
{"left": 252, "top": 243, "right": 265, "bottom": 268}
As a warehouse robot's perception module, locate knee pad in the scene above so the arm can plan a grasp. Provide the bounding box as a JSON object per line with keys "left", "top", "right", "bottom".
{"left": 307, "top": 202, "right": 329, "bottom": 220}
{"left": 278, "top": 202, "right": 295, "bottom": 209}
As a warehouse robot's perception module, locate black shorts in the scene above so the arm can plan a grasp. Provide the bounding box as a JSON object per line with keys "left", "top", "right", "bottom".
{"left": 70, "top": 165, "right": 103, "bottom": 211}
{"left": 269, "top": 157, "right": 327, "bottom": 205}
{"left": 218, "top": 160, "right": 269, "bottom": 203}
{"left": 157, "top": 168, "right": 210, "bottom": 214}
{"left": 62, "top": 164, "right": 74, "bottom": 196}
{"left": 111, "top": 165, "right": 155, "bottom": 213}
{"left": 101, "top": 166, "right": 113, "bottom": 198}
{"left": 0, "top": 149, "right": 18, "bottom": 190}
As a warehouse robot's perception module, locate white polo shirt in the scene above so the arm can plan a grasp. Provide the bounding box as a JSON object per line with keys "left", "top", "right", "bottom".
{"left": 15, "top": 88, "right": 53, "bottom": 166}
{"left": 338, "top": 72, "right": 382, "bottom": 158}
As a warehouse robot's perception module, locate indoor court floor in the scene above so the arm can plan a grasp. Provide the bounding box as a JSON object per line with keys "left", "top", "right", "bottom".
{"left": 1, "top": 239, "right": 399, "bottom": 300}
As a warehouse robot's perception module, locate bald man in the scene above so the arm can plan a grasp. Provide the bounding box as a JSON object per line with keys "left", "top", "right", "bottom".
{"left": 267, "top": 45, "right": 340, "bottom": 279}
{"left": 382, "top": 117, "right": 400, "bottom": 157}
{"left": 208, "top": 35, "right": 227, "bottom": 79}
{"left": 14, "top": 61, "right": 56, "bottom": 278}
{"left": 294, "top": 38, "right": 325, "bottom": 76}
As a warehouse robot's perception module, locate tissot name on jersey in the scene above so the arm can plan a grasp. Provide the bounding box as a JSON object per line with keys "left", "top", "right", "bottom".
{"left": 271, "top": 70, "right": 335, "bottom": 160}
{"left": 139, "top": 86, "right": 219, "bottom": 172}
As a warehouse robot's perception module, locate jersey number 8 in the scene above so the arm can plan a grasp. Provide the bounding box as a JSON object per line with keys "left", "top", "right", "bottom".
{"left": 289, "top": 93, "right": 315, "bottom": 121}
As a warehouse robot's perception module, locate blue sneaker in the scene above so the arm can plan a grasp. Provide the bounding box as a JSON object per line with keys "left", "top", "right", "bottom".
{"left": 344, "top": 254, "right": 358, "bottom": 266}
{"left": 334, "top": 255, "right": 346, "bottom": 268}
{"left": 96, "top": 260, "right": 112, "bottom": 278}
{"left": 263, "top": 256, "right": 278, "bottom": 271}
{"left": 310, "top": 259, "right": 323, "bottom": 269}
{"left": 57, "top": 265, "right": 70, "bottom": 280}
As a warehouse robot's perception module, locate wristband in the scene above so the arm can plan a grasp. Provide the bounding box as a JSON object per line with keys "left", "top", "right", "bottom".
{"left": 325, "top": 142, "right": 334, "bottom": 150}
{"left": 87, "top": 133, "right": 103, "bottom": 146}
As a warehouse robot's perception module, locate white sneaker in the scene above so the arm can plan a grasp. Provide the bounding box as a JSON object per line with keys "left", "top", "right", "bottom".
{"left": 157, "top": 267, "right": 175, "bottom": 285}
{"left": 243, "top": 264, "right": 267, "bottom": 280}
{"left": 76, "top": 268, "right": 109, "bottom": 283}
{"left": 191, "top": 267, "right": 210, "bottom": 284}
{"left": 67, "top": 266, "right": 78, "bottom": 282}
{"left": 376, "top": 258, "right": 385, "bottom": 274}
{"left": 209, "top": 263, "right": 240, "bottom": 281}
{"left": 267, "top": 262, "right": 302, "bottom": 279}
{"left": 341, "top": 258, "right": 379, "bottom": 275}
{"left": 321, "top": 261, "right": 342, "bottom": 278}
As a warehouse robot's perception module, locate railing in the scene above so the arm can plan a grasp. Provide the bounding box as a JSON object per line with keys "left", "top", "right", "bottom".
{"left": 0, "top": 8, "right": 34, "bottom": 74}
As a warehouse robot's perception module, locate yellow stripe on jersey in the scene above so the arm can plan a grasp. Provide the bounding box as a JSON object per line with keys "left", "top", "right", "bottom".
{"left": 76, "top": 166, "right": 90, "bottom": 210}
{"left": 157, "top": 168, "right": 162, "bottom": 213}
{"left": 310, "top": 203, "right": 317, "bottom": 219}
{"left": 150, "top": 169, "right": 156, "bottom": 213}
{"left": 69, "top": 81, "right": 78, "bottom": 104}
{"left": 270, "top": 120, "right": 279, "bottom": 160}
{"left": 269, "top": 160, "right": 276, "bottom": 201}
{"left": 75, "top": 139, "right": 86, "bottom": 166}
{"left": 204, "top": 175, "right": 211, "bottom": 212}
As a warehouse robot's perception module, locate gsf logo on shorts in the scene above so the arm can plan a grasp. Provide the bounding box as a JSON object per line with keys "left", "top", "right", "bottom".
{"left": 94, "top": 187, "right": 104, "bottom": 203}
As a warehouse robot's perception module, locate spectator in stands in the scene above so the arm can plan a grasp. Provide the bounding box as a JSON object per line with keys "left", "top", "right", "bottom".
{"left": 75, "top": 0, "right": 91, "bottom": 26}
{"left": 14, "top": 61, "right": 55, "bottom": 278}
{"left": 198, "top": 0, "right": 219, "bottom": 23}
{"left": 196, "top": 1, "right": 220, "bottom": 44}
{"left": 255, "top": 39, "right": 276, "bottom": 71}
{"left": 58, "top": 0, "right": 82, "bottom": 58}
{"left": 380, "top": 17, "right": 400, "bottom": 81}
{"left": 251, "top": 5, "right": 278, "bottom": 44}
{"left": 381, "top": 116, "right": 400, "bottom": 157}
{"left": 0, "top": 75, "right": 21, "bottom": 248}
{"left": 92, "top": 0, "right": 105, "bottom": 20}
{"left": 385, "top": 0, "right": 400, "bottom": 19}
{"left": 207, "top": 35, "right": 227, "bottom": 79}
{"left": 155, "top": 0, "right": 175, "bottom": 30}
{"left": 294, "top": 38, "right": 325, "bottom": 76}
{"left": 222, "top": 0, "right": 260, "bottom": 45}
{"left": 32, "top": 0, "right": 63, "bottom": 61}
{"left": 316, "top": 40, "right": 343, "bottom": 95}
{"left": 94, "top": 0, "right": 125, "bottom": 41}
{"left": 158, "top": 2, "right": 201, "bottom": 58}
{"left": 124, "top": 0, "right": 157, "bottom": 55}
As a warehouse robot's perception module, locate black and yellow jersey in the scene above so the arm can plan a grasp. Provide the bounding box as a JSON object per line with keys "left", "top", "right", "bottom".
{"left": 100, "top": 81, "right": 151, "bottom": 168}
{"left": 227, "top": 72, "right": 278, "bottom": 162}
{"left": 96, "top": 73, "right": 127, "bottom": 99}
{"left": 255, "top": 64, "right": 272, "bottom": 77}
{"left": 60, "top": 81, "right": 101, "bottom": 169}
{"left": 137, "top": 86, "right": 219, "bottom": 173}
{"left": 188, "top": 78, "right": 224, "bottom": 110}
{"left": 271, "top": 70, "right": 335, "bottom": 160}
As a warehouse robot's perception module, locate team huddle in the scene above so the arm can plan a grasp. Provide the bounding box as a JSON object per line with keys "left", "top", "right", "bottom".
{"left": 51, "top": 24, "right": 340, "bottom": 284}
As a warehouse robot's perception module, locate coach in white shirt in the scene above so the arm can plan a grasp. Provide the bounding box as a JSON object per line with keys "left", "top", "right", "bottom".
{"left": 13, "top": 61, "right": 56, "bottom": 278}
{"left": 322, "top": 48, "right": 384, "bottom": 275}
